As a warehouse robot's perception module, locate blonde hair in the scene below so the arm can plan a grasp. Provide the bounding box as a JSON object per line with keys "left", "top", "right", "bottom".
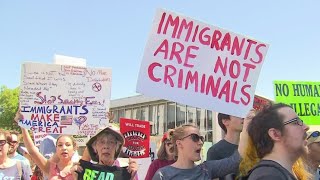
{"left": 157, "top": 129, "right": 174, "bottom": 160}
{"left": 239, "top": 136, "right": 312, "bottom": 180}
{"left": 171, "top": 124, "right": 198, "bottom": 159}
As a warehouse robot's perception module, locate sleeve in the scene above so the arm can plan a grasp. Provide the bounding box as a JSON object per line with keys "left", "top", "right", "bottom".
{"left": 205, "top": 150, "right": 241, "bottom": 178}
{"left": 145, "top": 160, "right": 158, "bottom": 180}
{"left": 21, "top": 160, "right": 32, "bottom": 180}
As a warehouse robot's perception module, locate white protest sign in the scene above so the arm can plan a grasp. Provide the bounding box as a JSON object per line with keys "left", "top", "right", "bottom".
{"left": 137, "top": 9, "right": 269, "bottom": 117}
{"left": 73, "top": 135, "right": 90, "bottom": 147}
{"left": 33, "top": 132, "right": 49, "bottom": 147}
{"left": 19, "top": 62, "right": 111, "bottom": 135}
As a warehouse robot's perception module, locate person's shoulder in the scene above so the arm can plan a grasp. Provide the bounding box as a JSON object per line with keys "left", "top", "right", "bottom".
{"left": 208, "top": 140, "right": 224, "bottom": 151}
{"left": 248, "top": 161, "right": 289, "bottom": 180}
{"left": 152, "top": 166, "right": 174, "bottom": 180}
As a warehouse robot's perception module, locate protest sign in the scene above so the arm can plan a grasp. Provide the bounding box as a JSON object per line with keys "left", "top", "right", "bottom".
{"left": 253, "top": 95, "right": 272, "bottom": 111}
{"left": 19, "top": 62, "right": 112, "bottom": 135}
{"left": 274, "top": 81, "right": 320, "bottom": 125}
{"left": 137, "top": 9, "right": 269, "bottom": 117}
{"left": 120, "top": 118, "right": 150, "bottom": 158}
{"left": 33, "top": 133, "right": 48, "bottom": 147}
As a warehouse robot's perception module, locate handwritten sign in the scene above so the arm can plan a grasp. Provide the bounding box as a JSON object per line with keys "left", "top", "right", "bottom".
{"left": 19, "top": 62, "right": 112, "bottom": 135}
{"left": 33, "top": 132, "right": 49, "bottom": 147}
{"left": 137, "top": 9, "right": 269, "bottom": 117}
{"left": 274, "top": 81, "right": 320, "bottom": 125}
{"left": 120, "top": 118, "right": 150, "bottom": 158}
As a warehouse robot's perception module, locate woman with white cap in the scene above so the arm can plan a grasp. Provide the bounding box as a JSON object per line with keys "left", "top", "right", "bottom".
{"left": 72, "top": 124, "right": 138, "bottom": 180}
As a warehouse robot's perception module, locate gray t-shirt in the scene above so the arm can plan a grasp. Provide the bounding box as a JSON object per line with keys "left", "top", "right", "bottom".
{"left": 207, "top": 139, "right": 238, "bottom": 180}
{"left": 152, "top": 151, "right": 241, "bottom": 180}
{"left": 0, "top": 160, "right": 31, "bottom": 180}
{"left": 248, "top": 160, "right": 296, "bottom": 180}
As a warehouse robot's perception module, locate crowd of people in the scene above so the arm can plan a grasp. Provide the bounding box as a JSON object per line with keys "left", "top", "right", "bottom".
{"left": 0, "top": 103, "right": 319, "bottom": 179}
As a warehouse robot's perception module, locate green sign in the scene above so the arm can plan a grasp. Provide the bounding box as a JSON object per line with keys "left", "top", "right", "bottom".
{"left": 274, "top": 81, "right": 320, "bottom": 125}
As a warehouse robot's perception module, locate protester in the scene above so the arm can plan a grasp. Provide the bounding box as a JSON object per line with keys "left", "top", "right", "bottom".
{"left": 72, "top": 124, "right": 138, "bottom": 180}
{"left": 15, "top": 111, "right": 76, "bottom": 180}
{"left": 8, "top": 130, "right": 31, "bottom": 166}
{"left": 145, "top": 129, "right": 175, "bottom": 180}
{"left": 305, "top": 130, "right": 320, "bottom": 179}
{"left": 207, "top": 113, "right": 243, "bottom": 180}
{"left": 243, "top": 103, "right": 311, "bottom": 179}
{"left": 152, "top": 110, "right": 253, "bottom": 180}
{"left": 31, "top": 165, "right": 44, "bottom": 180}
{"left": 0, "top": 128, "right": 31, "bottom": 179}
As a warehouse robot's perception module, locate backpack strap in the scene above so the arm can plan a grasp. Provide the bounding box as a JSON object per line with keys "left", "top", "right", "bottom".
{"left": 16, "top": 160, "right": 23, "bottom": 179}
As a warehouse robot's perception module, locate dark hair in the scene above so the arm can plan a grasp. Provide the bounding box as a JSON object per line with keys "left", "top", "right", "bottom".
{"left": 248, "top": 103, "right": 291, "bottom": 158}
{"left": 218, "top": 113, "right": 230, "bottom": 133}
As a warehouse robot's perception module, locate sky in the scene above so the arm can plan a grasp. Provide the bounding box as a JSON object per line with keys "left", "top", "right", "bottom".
{"left": 1, "top": 1, "right": 319, "bottom": 101}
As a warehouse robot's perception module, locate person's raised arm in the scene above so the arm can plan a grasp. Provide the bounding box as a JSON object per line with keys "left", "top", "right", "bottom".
{"left": 14, "top": 111, "right": 51, "bottom": 176}
{"left": 238, "top": 109, "right": 255, "bottom": 157}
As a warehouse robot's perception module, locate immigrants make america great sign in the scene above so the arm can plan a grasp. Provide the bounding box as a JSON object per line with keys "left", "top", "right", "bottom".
{"left": 137, "top": 9, "right": 269, "bottom": 117}
{"left": 19, "top": 62, "right": 112, "bottom": 135}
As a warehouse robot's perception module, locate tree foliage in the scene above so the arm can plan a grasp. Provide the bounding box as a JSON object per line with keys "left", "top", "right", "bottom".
{"left": 0, "top": 85, "right": 20, "bottom": 131}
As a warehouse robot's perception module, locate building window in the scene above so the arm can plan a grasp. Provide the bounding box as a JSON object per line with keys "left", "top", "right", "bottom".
{"left": 187, "top": 106, "right": 196, "bottom": 124}
{"left": 118, "top": 109, "right": 125, "bottom": 120}
{"left": 125, "top": 109, "right": 131, "bottom": 118}
{"left": 167, "top": 102, "right": 175, "bottom": 129}
{"left": 133, "top": 107, "right": 140, "bottom": 120}
{"left": 112, "top": 110, "right": 119, "bottom": 123}
{"left": 141, "top": 106, "right": 148, "bottom": 121}
{"left": 206, "top": 110, "right": 213, "bottom": 142}
{"left": 176, "top": 104, "right": 186, "bottom": 127}
{"left": 157, "top": 104, "right": 165, "bottom": 135}
{"left": 149, "top": 105, "right": 158, "bottom": 135}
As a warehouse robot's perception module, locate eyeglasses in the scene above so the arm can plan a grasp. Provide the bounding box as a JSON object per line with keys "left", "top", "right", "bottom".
{"left": 180, "top": 133, "right": 204, "bottom": 143}
{"left": 0, "top": 140, "right": 7, "bottom": 146}
{"left": 165, "top": 141, "right": 173, "bottom": 146}
{"left": 307, "top": 131, "right": 320, "bottom": 140}
{"left": 283, "top": 117, "right": 304, "bottom": 126}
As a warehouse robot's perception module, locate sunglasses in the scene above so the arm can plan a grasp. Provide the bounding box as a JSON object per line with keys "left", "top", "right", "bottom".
{"left": 0, "top": 140, "right": 7, "bottom": 146}
{"left": 180, "top": 133, "right": 204, "bottom": 143}
{"left": 9, "top": 141, "right": 18, "bottom": 145}
{"left": 307, "top": 131, "right": 320, "bottom": 140}
{"left": 283, "top": 117, "right": 304, "bottom": 126}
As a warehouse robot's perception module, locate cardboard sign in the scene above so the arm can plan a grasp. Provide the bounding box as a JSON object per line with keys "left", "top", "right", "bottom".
{"left": 120, "top": 118, "right": 150, "bottom": 158}
{"left": 274, "top": 81, "right": 320, "bottom": 125}
{"left": 137, "top": 9, "right": 269, "bottom": 117}
{"left": 19, "top": 62, "right": 112, "bottom": 135}
{"left": 253, "top": 95, "right": 272, "bottom": 111}
{"left": 33, "top": 132, "right": 49, "bottom": 147}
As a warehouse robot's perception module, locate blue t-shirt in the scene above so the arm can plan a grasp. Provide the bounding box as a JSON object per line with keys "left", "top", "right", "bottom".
{"left": 0, "top": 160, "right": 31, "bottom": 180}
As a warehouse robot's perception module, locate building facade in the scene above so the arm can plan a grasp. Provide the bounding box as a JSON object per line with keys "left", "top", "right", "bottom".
{"left": 110, "top": 94, "right": 271, "bottom": 143}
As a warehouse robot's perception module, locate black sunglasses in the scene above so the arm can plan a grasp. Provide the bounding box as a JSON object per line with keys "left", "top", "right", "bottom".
{"left": 180, "top": 133, "right": 204, "bottom": 143}
{"left": 0, "top": 140, "right": 7, "bottom": 146}
{"left": 307, "top": 131, "right": 320, "bottom": 140}
{"left": 283, "top": 117, "right": 304, "bottom": 126}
